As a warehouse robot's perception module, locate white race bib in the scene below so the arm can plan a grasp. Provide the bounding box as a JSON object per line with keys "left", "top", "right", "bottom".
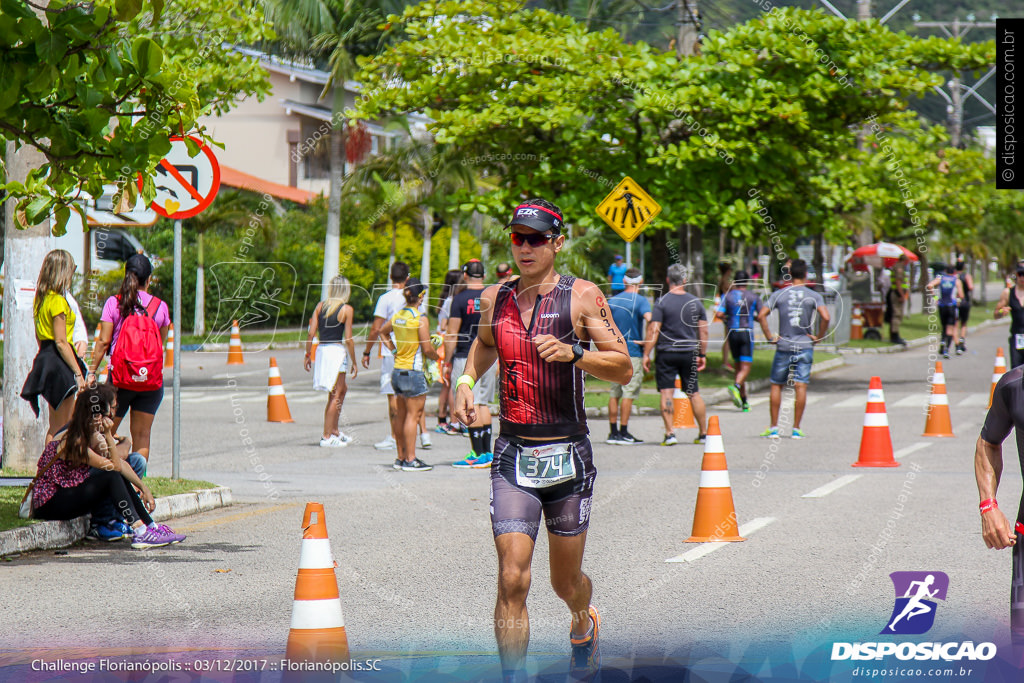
{"left": 1016, "top": 334, "right": 1024, "bottom": 351}
{"left": 514, "top": 442, "right": 577, "bottom": 489}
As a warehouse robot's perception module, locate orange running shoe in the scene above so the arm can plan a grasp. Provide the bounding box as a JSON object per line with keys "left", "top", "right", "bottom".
{"left": 569, "top": 605, "right": 601, "bottom": 680}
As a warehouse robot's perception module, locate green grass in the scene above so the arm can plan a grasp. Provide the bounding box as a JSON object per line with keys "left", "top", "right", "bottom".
{"left": 0, "top": 476, "right": 218, "bottom": 535}
{"left": 180, "top": 324, "right": 372, "bottom": 346}
{"left": 584, "top": 350, "right": 841, "bottom": 409}
{"left": 844, "top": 299, "right": 999, "bottom": 348}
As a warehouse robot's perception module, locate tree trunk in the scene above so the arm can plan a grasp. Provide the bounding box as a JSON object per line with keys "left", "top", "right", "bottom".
{"left": 321, "top": 90, "right": 347, "bottom": 300}
{"left": 473, "top": 211, "right": 489, "bottom": 267}
{"left": 812, "top": 232, "right": 824, "bottom": 287}
{"left": 3, "top": 142, "right": 55, "bottom": 470}
{"left": 448, "top": 214, "right": 461, "bottom": 271}
{"left": 194, "top": 231, "right": 205, "bottom": 335}
{"left": 420, "top": 208, "right": 432, "bottom": 286}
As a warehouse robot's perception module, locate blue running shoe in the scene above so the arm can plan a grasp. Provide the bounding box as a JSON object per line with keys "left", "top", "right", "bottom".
{"left": 452, "top": 451, "right": 479, "bottom": 469}
{"left": 570, "top": 605, "right": 601, "bottom": 680}
{"left": 471, "top": 452, "right": 494, "bottom": 469}
{"left": 86, "top": 522, "right": 124, "bottom": 542}
{"left": 791, "top": 428, "right": 807, "bottom": 439}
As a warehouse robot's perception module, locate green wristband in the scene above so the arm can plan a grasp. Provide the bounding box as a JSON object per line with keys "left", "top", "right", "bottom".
{"left": 456, "top": 374, "right": 475, "bottom": 391}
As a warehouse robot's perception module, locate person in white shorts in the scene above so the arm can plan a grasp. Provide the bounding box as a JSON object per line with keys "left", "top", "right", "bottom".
{"left": 306, "top": 275, "right": 358, "bottom": 447}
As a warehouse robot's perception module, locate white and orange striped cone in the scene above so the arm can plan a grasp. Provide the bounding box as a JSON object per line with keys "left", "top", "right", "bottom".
{"left": 850, "top": 307, "right": 863, "bottom": 341}
{"left": 227, "top": 320, "right": 244, "bottom": 365}
{"left": 923, "top": 361, "right": 954, "bottom": 437}
{"left": 1, "top": 320, "right": 5, "bottom": 341}
{"left": 91, "top": 323, "right": 100, "bottom": 352}
{"left": 852, "top": 376, "right": 898, "bottom": 467}
{"left": 672, "top": 378, "right": 697, "bottom": 430}
{"left": 268, "top": 357, "right": 294, "bottom": 423}
{"left": 310, "top": 338, "right": 319, "bottom": 365}
{"left": 685, "top": 416, "right": 745, "bottom": 543}
{"left": 164, "top": 324, "right": 174, "bottom": 369}
{"left": 285, "top": 502, "right": 350, "bottom": 664}
{"left": 989, "top": 347, "right": 1007, "bottom": 409}
{"left": 97, "top": 357, "right": 108, "bottom": 384}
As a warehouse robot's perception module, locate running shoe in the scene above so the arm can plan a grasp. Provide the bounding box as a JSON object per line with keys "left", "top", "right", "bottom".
{"left": 337, "top": 431, "right": 354, "bottom": 445}
{"left": 742, "top": 401, "right": 751, "bottom": 413}
{"left": 693, "top": 434, "right": 707, "bottom": 445}
{"left": 149, "top": 523, "right": 186, "bottom": 544}
{"left": 569, "top": 605, "right": 601, "bottom": 680}
{"left": 434, "top": 423, "right": 450, "bottom": 434}
{"left": 393, "top": 458, "right": 404, "bottom": 470}
{"left": 661, "top": 434, "right": 678, "bottom": 446}
{"left": 452, "top": 451, "right": 480, "bottom": 469}
{"left": 760, "top": 426, "right": 780, "bottom": 438}
{"left": 728, "top": 383, "right": 743, "bottom": 409}
{"left": 443, "top": 422, "right": 463, "bottom": 435}
{"left": 471, "top": 452, "right": 494, "bottom": 469}
{"left": 617, "top": 430, "right": 643, "bottom": 444}
{"left": 419, "top": 432, "right": 433, "bottom": 449}
{"left": 605, "top": 432, "right": 628, "bottom": 445}
{"left": 374, "top": 436, "right": 396, "bottom": 450}
{"left": 319, "top": 435, "right": 347, "bottom": 448}
{"left": 402, "top": 458, "right": 433, "bottom": 472}
{"left": 86, "top": 522, "right": 124, "bottom": 542}
{"left": 130, "top": 526, "right": 175, "bottom": 549}
{"left": 791, "top": 428, "right": 806, "bottom": 439}
{"left": 111, "top": 519, "right": 132, "bottom": 540}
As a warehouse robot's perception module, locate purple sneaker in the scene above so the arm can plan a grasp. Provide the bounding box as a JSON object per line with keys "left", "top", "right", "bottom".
{"left": 151, "top": 523, "right": 186, "bottom": 544}
{"left": 131, "top": 526, "right": 174, "bottom": 549}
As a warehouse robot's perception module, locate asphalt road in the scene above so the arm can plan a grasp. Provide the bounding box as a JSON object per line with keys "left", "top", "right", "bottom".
{"left": 3, "top": 321, "right": 1021, "bottom": 681}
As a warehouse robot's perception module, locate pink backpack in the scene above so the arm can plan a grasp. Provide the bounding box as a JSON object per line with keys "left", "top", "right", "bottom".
{"left": 110, "top": 296, "right": 164, "bottom": 391}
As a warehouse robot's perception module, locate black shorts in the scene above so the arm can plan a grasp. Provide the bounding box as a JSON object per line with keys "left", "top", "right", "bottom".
{"left": 1012, "top": 523, "right": 1024, "bottom": 644}
{"left": 490, "top": 435, "right": 596, "bottom": 541}
{"left": 113, "top": 385, "right": 164, "bottom": 418}
{"left": 727, "top": 332, "right": 754, "bottom": 364}
{"left": 958, "top": 304, "right": 971, "bottom": 326}
{"left": 938, "top": 306, "right": 958, "bottom": 328}
{"left": 655, "top": 349, "right": 699, "bottom": 393}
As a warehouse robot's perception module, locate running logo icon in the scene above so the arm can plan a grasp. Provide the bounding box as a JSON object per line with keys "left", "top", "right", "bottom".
{"left": 881, "top": 571, "right": 949, "bottom": 635}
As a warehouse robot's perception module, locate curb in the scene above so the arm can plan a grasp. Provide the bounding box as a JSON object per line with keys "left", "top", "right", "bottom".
{"left": 0, "top": 486, "right": 232, "bottom": 558}
{"left": 836, "top": 317, "right": 1008, "bottom": 355}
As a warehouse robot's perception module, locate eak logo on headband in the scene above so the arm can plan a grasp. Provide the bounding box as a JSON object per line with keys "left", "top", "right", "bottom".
{"left": 517, "top": 208, "right": 540, "bottom": 218}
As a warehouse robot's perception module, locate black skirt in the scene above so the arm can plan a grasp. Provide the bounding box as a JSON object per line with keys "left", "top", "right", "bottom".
{"left": 20, "top": 340, "right": 87, "bottom": 416}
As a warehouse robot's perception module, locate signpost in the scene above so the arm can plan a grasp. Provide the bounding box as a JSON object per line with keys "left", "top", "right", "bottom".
{"left": 143, "top": 135, "right": 221, "bottom": 479}
{"left": 596, "top": 176, "right": 662, "bottom": 243}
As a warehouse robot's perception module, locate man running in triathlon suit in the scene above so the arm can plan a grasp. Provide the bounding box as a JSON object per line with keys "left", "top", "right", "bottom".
{"left": 453, "top": 198, "right": 632, "bottom": 682}
{"left": 713, "top": 270, "right": 762, "bottom": 412}
{"left": 995, "top": 264, "right": 1024, "bottom": 369}
{"left": 975, "top": 363, "right": 1024, "bottom": 645}
{"left": 926, "top": 265, "right": 964, "bottom": 360}
{"left": 954, "top": 260, "right": 974, "bottom": 355}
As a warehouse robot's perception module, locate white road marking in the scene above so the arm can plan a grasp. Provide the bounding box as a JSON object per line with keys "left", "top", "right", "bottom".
{"left": 211, "top": 369, "right": 267, "bottom": 379}
{"left": 802, "top": 475, "right": 862, "bottom": 498}
{"left": 892, "top": 394, "right": 931, "bottom": 408}
{"left": 894, "top": 442, "right": 929, "bottom": 459}
{"left": 746, "top": 397, "right": 769, "bottom": 407}
{"left": 831, "top": 396, "right": 867, "bottom": 409}
{"left": 665, "top": 517, "right": 777, "bottom": 563}
{"left": 954, "top": 421, "right": 977, "bottom": 435}
{"left": 957, "top": 393, "right": 990, "bottom": 407}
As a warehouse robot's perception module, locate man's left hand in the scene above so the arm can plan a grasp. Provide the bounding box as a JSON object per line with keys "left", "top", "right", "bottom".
{"left": 696, "top": 356, "right": 706, "bottom": 372}
{"left": 533, "top": 334, "right": 574, "bottom": 363}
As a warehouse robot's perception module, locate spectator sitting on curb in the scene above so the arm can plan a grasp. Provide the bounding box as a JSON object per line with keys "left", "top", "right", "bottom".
{"left": 29, "top": 384, "right": 185, "bottom": 549}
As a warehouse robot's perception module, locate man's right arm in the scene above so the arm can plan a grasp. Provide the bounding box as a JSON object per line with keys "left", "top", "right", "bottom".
{"left": 976, "top": 378, "right": 1017, "bottom": 549}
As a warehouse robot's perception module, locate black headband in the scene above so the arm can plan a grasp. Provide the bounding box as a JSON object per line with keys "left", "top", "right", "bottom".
{"left": 506, "top": 204, "right": 563, "bottom": 234}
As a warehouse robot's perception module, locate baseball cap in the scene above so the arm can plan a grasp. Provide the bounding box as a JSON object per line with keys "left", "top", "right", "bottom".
{"left": 506, "top": 202, "right": 563, "bottom": 233}
{"left": 404, "top": 277, "right": 425, "bottom": 298}
{"left": 462, "top": 259, "right": 485, "bottom": 278}
{"left": 614, "top": 254, "right": 623, "bottom": 260}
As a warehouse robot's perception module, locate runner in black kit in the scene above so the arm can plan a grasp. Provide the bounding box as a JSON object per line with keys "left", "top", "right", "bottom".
{"left": 452, "top": 198, "right": 632, "bottom": 682}
{"left": 976, "top": 365, "right": 1024, "bottom": 645}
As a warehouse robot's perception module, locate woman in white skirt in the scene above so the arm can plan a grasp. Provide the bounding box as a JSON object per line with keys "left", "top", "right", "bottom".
{"left": 305, "top": 275, "right": 358, "bottom": 447}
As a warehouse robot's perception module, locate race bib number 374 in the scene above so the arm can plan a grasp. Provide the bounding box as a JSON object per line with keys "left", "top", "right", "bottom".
{"left": 515, "top": 443, "right": 576, "bottom": 488}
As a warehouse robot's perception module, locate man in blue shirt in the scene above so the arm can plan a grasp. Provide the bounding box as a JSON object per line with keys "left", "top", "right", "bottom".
{"left": 607, "top": 268, "right": 651, "bottom": 444}
{"left": 608, "top": 255, "right": 628, "bottom": 294}
{"left": 713, "top": 270, "right": 763, "bottom": 412}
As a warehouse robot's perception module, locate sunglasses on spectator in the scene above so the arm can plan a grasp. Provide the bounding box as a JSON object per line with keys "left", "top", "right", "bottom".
{"left": 510, "top": 232, "right": 556, "bottom": 247}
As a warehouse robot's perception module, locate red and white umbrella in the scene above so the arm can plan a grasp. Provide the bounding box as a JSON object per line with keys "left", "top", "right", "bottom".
{"left": 845, "top": 242, "right": 919, "bottom": 271}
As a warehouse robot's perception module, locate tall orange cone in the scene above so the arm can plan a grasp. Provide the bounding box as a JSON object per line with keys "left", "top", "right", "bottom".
{"left": 310, "top": 338, "right": 318, "bottom": 364}
{"left": 227, "top": 320, "right": 244, "bottom": 365}
{"left": 922, "top": 361, "right": 954, "bottom": 437}
{"left": 672, "top": 379, "right": 697, "bottom": 429}
{"left": 268, "top": 357, "right": 295, "bottom": 423}
{"left": 285, "top": 503, "right": 349, "bottom": 664}
{"left": 850, "top": 307, "right": 864, "bottom": 341}
{"left": 852, "top": 377, "right": 898, "bottom": 467}
{"left": 686, "top": 416, "right": 745, "bottom": 543}
{"left": 164, "top": 324, "right": 174, "bottom": 369}
{"left": 989, "top": 347, "right": 1007, "bottom": 409}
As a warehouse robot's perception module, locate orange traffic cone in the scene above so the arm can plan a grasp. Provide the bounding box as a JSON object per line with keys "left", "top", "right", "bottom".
{"left": 91, "top": 323, "right": 100, "bottom": 352}
{"left": 310, "top": 338, "right": 319, "bottom": 364}
{"left": 989, "top": 347, "right": 1007, "bottom": 409}
{"left": 268, "top": 357, "right": 294, "bottom": 423}
{"left": 164, "top": 324, "right": 174, "bottom": 369}
{"left": 285, "top": 503, "right": 350, "bottom": 664}
{"left": 97, "top": 357, "right": 108, "bottom": 384}
{"left": 850, "top": 307, "right": 863, "bottom": 341}
{"left": 672, "top": 379, "right": 697, "bottom": 429}
{"left": 922, "top": 361, "right": 954, "bottom": 437}
{"left": 227, "top": 320, "right": 244, "bottom": 365}
{"left": 852, "top": 377, "right": 898, "bottom": 467}
{"left": 686, "top": 416, "right": 745, "bottom": 543}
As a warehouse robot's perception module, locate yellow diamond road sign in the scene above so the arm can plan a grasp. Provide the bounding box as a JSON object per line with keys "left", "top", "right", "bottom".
{"left": 596, "top": 177, "right": 661, "bottom": 242}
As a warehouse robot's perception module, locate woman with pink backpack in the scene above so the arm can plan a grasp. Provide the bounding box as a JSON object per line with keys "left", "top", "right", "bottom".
{"left": 88, "top": 254, "right": 169, "bottom": 463}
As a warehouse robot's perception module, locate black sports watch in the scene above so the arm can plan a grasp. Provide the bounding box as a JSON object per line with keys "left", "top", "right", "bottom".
{"left": 570, "top": 343, "right": 585, "bottom": 364}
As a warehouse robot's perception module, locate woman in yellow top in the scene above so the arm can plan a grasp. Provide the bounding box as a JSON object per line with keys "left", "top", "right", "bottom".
{"left": 21, "top": 249, "right": 89, "bottom": 440}
{"left": 380, "top": 278, "right": 442, "bottom": 472}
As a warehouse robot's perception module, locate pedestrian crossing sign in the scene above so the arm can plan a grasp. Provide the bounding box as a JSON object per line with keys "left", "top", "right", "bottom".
{"left": 596, "top": 177, "right": 661, "bottom": 242}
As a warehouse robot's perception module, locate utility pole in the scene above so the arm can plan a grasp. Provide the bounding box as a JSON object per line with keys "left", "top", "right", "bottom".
{"left": 913, "top": 17, "right": 997, "bottom": 149}
{"left": 675, "top": 0, "right": 702, "bottom": 289}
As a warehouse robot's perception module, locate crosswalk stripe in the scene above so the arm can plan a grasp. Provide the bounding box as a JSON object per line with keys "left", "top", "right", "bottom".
{"left": 802, "top": 475, "right": 862, "bottom": 498}
{"left": 831, "top": 396, "right": 867, "bottom": 408}
{"left": 957, "top": 393, "right": 990, "bottom": 407}
{"left": 665, "top": 517, "right": 776, "bottom": 563}
{"left": 894, "top": 442, "right": 929, "bottom": 459}
{"left": 892, "top": 395, "right": 931, "bottom": 408}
